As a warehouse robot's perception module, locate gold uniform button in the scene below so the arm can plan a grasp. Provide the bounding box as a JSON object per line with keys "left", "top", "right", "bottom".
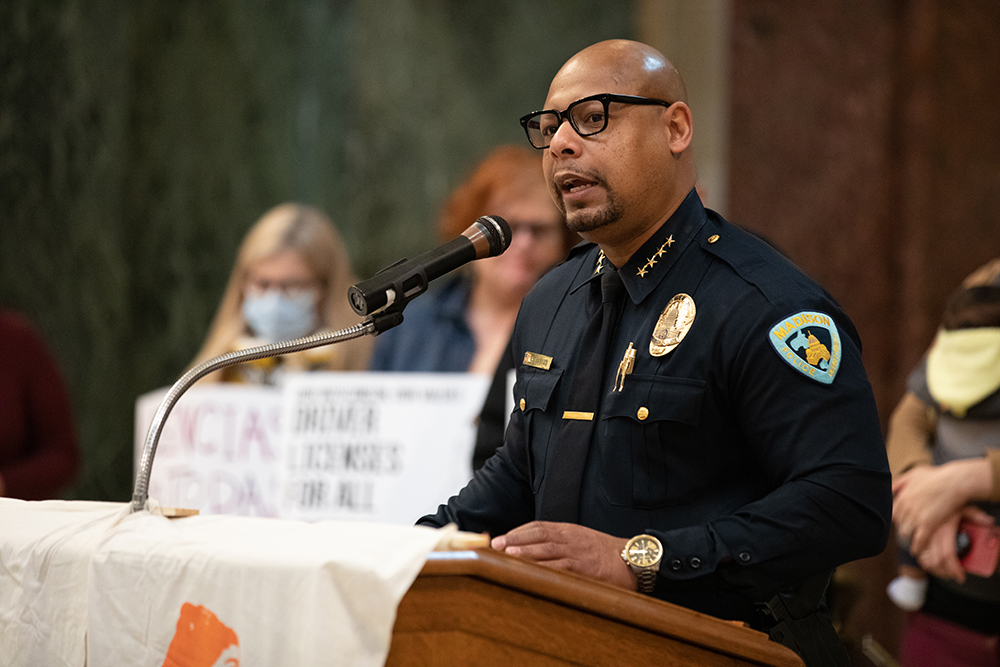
{"left": 519, "top": 398, "right": 526, "bottom": 411}
{"left": 637, "top": 407, "right": 649, "bottom": 421}
{"left": 708, "top": 234, "right": 720, "bottom": 244}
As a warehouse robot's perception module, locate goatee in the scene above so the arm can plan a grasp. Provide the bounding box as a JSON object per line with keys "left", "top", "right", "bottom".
{"left": 565, "top": 191, "right": 626, "bottom": 233}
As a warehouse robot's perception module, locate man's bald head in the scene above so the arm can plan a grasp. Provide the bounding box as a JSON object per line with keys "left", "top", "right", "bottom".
{"left": 549, "top": 40, "right": 687, "bottom": 108}
{"left": 537, "top": 40, "right": 696, "bottom": 265}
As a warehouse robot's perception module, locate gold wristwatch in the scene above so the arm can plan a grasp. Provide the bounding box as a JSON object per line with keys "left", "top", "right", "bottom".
{"left": 621, "top": 534, "right": 663, "bottom": 594}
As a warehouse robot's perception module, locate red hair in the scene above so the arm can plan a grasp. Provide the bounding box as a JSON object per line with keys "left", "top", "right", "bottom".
{"left": 438, "top": 145, "right": 575, "bottom": 250}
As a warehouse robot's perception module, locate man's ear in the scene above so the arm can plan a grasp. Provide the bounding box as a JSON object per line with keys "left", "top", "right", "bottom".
{"left": 664, "top": 102, "right": 693, "bottom": 154}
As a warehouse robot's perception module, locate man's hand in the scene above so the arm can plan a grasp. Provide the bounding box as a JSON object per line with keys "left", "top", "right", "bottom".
{"left": 892, "top": 458, "right": 993, "bottom": 555}
{"left": 491, "top": 521, "right": 638, "bottom": 591}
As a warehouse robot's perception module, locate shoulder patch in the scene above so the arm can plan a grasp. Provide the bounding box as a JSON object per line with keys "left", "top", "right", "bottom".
{"left": 768, "top": 311, "right": 842, "bottom": 384}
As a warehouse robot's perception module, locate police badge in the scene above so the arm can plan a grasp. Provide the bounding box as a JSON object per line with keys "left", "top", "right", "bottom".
{"left": 650, "top": 294, "right": 696, "bottom": 357}
{"left": 768, "top": 311, "right": 842, "bottom": 384}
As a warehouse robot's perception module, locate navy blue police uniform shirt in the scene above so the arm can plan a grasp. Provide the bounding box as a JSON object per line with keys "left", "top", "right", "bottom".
{"left": 419, "top": 189, "right": 892, "bottom": 622}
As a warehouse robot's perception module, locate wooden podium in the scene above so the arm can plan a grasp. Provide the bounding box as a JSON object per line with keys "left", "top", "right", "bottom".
{"left": 387, "top": 549, "right": 804, "bottom": 667}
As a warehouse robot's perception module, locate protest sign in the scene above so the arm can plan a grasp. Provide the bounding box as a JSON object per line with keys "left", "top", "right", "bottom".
{"left": 280, "top": 373, "right": 489, "bottom": 523}
{"left": 135, "top": 373, "right": 490, "bottom": 524}
{"left": 135, "top": 385, "right": 284, "bottom": 517}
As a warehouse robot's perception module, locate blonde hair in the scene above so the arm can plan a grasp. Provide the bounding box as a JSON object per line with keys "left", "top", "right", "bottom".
{"left": 192, "top": 203, "right": 372, "bottom": 375}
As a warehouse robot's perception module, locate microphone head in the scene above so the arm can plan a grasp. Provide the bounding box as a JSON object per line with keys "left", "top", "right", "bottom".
{"left": 475, "top": 215, "right": 512, "bottom": 257}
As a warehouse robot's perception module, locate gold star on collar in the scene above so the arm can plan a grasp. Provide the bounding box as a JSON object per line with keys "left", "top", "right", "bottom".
{"left": 655, "top": 235, "right": 674, "bottom": 257}
{"left": 594, "top": 250, "right": 606, "bottom": 275}
{"left": 637, "top": 235, "right": 675, "bottom": 278}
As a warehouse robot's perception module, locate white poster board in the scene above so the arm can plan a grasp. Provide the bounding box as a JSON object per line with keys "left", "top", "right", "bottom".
{"left": 135, "top": 373, "right": 490, "bottom": 525}
{"left": 279, "top": 373, "right": 490, "bottom": 524}
{"left": 135, "top": 385, "right": 284, "bottom": 517}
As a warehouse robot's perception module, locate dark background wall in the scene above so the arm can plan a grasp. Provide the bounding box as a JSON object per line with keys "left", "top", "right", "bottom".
{"left": 730, "top": 0, "right": 1000, "bottom": 421}
{"left": 727, "top": 0, "right": 1000, "bottom": 658}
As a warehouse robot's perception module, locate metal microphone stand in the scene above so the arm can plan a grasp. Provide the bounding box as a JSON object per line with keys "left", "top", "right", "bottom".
{"left": 130, "top": 310, "right": 403, "bottom": 513}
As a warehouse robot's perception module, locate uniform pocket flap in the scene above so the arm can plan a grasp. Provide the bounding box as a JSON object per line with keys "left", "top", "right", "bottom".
{"left": 514, "top": 368, "right": 564, "bottom": 413}
{"left": 602, "top": 375, "right": 705, "bottom": 426}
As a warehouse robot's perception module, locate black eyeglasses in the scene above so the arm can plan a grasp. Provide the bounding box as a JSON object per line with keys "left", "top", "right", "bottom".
{"left": 519, "top": 93, "right": 674, "bottom": 149}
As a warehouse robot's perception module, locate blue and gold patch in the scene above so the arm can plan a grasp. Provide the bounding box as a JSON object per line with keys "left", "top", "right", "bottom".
{"left": 768, "top": 311, "right": 842, "bottom": 384}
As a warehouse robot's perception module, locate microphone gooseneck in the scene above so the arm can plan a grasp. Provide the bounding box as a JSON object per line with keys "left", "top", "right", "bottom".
{"left": 347, "top": 215, "right": 512, "bottom": 317}
{"left": 130, "top": 322, "right": 374, "bottom": 513}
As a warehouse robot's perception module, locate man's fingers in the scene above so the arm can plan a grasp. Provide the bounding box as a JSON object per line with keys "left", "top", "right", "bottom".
{"left": 502, "top": 540, "right": 566, "bottom": 561}
{"left": 493, "top": 521, "right": 568, "bottom": 553}
{"left": 497, "top": 521, "right": 553, "bottom": 546}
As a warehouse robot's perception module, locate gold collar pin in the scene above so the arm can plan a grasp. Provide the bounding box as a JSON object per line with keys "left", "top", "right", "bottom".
{"left": 637, "top": 235, "right": 675, "bottom": 278}
{"left": 594, "top": 250, "right": 606, "bottom": 275}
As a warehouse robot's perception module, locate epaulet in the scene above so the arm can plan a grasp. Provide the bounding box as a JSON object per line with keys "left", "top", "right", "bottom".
{"left": 697, "top": 212, "right": 819, "bottom": 305}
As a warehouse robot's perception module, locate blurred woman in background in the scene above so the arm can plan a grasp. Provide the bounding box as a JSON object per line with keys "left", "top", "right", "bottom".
{"left": 369, "top": 145, "right": 576, "bottom": 374}
{"left": 192, "top": 203, "right": 372, "bottom": 383}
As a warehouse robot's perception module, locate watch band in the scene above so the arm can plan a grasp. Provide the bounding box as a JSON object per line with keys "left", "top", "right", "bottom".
{"left": 636, "top": 568, "right": 656, "bottom": 594}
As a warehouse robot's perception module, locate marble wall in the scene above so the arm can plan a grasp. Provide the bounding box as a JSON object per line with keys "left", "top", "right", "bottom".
{"left": 0, "top": 1, "right": 633, "bottom": 500}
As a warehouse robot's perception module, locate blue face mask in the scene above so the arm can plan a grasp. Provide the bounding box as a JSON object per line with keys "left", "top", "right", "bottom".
{"left": 242, "top": 289, "right": 319, "bottom": 342}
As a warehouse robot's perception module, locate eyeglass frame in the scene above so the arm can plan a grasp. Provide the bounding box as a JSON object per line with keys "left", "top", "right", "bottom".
{"left": 519, "top": 93, "right": 675, "bottom": 149}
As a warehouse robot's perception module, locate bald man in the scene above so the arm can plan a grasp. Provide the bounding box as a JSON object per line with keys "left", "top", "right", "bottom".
{"left": 420, "top": 40, "right": 890, "bottom": 663}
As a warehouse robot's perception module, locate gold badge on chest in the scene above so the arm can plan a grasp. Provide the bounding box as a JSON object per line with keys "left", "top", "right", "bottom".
{"left": 650, "top": 293, "right": 696, "bottom": 357}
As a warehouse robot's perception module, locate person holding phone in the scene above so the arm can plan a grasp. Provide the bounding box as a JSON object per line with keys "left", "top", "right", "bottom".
{"left": 888, "top": 269, "right": 1000, "bottom": 666}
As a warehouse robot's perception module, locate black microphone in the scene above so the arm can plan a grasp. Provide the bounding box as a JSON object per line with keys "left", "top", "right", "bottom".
{"left": 348, "top": 215, "right": 512, "bottom": 317}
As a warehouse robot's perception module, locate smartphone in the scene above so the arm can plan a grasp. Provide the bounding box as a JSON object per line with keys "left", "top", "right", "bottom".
{"left": 956, "top": 521, "right": 1000, "bottom": 578}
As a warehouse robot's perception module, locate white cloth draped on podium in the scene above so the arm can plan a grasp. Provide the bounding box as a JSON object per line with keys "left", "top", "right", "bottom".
{"left": 0, "top": 497, "right": 456, "bottom": 666}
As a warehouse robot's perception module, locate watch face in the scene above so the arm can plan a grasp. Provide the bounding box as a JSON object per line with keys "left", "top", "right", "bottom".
{"left": 627, "top": 536, "right": 662, "bottom": 567}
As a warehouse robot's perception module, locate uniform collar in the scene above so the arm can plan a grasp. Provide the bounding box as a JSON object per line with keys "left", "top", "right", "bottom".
{"left": 569, "top": 188, "right": 708, "bottom": 304}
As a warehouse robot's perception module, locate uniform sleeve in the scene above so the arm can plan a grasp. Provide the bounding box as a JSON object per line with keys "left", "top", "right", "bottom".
{"left": 649, "top": 298, "right": 892, "bottom": 599}
{"left": 0, "top": 319, "right": 80, "bottom": 500}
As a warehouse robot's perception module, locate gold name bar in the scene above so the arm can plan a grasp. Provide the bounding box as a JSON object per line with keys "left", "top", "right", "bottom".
{"left": 523, "top": 351, "right": 553, "bottom": 370}
{"left": 562, "top": 411, "right": 594, "bottom": 421}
